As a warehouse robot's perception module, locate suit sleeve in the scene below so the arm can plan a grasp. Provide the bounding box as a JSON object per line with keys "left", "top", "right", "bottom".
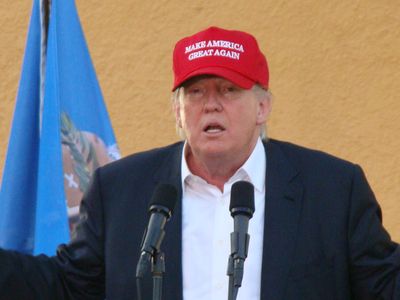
{"left": 348, "top": 165, "right": 400, "bottom": 299}
{"left": 0, "top": 168, "right": 106, "bottom": 300}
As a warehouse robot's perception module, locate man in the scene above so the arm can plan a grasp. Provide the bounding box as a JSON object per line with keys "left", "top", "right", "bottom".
{"left": 1, "top": 26, "right": 399, "bottom": 299}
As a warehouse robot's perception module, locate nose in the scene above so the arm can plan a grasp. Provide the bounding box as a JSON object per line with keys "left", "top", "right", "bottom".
{"left": 203, "top": 90, "right": 223, "bottom": 113}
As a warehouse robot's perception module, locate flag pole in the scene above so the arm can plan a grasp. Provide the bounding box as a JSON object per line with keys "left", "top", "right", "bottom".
{"left": 39, "top": 0, "right": 50, "bottom": 131}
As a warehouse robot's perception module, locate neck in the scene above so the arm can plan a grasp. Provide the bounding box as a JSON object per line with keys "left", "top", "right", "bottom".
{"left": 185, "top": 140, "right": 258, "bottom": 192}
{"left": 187, "top": 155, "right": 240, "bottom": 191}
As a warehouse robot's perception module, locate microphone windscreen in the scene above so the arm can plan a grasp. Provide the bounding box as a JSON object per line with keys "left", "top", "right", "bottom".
{"left": 230, "top": 181, "right": 255, "bottom": 216}
{"left": 149, "top": 183, "right": 178, "bottom": 215}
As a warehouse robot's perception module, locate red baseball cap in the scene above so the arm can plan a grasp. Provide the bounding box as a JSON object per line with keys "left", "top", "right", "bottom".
{"left": 172, "top": 26, "right": 269, "bottom": 91}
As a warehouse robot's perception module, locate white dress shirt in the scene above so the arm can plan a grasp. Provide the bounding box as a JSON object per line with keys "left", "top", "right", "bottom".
{"left": 181, "top": 138, "right": 266, "bottom": 300}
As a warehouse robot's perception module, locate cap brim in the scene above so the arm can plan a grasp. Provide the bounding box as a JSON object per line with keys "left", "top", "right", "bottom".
{"left": 173, "top": 66, "right": 255, "bottom": 91}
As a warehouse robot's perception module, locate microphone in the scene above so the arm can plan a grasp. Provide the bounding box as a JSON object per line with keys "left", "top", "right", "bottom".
{"left": 227, "top": 181, "right": 255, "bottom": 300}
{"left": 136, "top": 183, "right": 178, "bottom": 278}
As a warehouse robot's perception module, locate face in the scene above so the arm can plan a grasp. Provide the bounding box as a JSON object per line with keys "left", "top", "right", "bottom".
{"left": 174, "top": 76, "right": 271, "bottom": 164}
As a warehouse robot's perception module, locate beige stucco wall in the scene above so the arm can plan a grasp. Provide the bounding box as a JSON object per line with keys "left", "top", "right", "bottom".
{"left": 1, "top": 1, "right": 399, "bottom": 241}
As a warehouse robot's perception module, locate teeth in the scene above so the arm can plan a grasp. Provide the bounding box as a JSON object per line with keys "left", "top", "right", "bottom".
{"left": 206, "top": 126, "right": 223, "bottom": 133}
{"left": 207, "top": 128, "right": 222, "bottom": 133}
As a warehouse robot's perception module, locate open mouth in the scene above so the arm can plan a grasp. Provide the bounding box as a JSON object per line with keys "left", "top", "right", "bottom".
{"left": 204, "top": 124, "right": 225, "bottom": 133}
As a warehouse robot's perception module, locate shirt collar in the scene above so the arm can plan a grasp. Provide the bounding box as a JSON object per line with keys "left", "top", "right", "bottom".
{"left": 181, "top": 138, "right": 266, "bottom": 193}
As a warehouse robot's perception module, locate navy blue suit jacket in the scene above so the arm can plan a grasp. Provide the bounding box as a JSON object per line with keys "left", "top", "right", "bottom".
{"left": 1, "top": 139, "right": 399, "bottom": 299}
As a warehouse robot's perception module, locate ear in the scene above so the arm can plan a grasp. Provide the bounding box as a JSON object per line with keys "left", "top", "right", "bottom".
{"left": 256, "top": 94, "right": 272, "bottom": 125}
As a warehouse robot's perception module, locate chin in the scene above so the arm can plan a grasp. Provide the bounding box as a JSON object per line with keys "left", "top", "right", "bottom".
{"left": 199, "top": 144, "right": 231, "bottom": 158}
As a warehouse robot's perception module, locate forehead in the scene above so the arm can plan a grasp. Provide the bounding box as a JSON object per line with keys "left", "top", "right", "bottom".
{"left": 181, "top": 75, "right": 238, "bottom": 88}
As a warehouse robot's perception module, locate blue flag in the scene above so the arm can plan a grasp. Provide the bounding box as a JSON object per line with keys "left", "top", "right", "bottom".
{"left": 0, "top": 0, "right": 120, "bottom": 255}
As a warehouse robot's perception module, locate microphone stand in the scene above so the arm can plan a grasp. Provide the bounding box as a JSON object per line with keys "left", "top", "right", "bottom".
{"left": 227, "top": 255, "right": 234, "bottom": 300}
{"left": 136, "top": 250, "right": 166, "bottom": 300}
{"left": 151, "top": 251, "right": 165, "bottom": 300}
{"left": 227, "top": 218, "right": 250, "bottom": 300}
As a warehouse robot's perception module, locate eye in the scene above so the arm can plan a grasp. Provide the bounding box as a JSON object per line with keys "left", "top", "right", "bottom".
{"left": 185, "top": 85, "right": 205, "bottom": 98}
{"left": 189, "top": 87, "right": 201, "bottom": 94}
{"left": 221, "top": 84, "right": 240, "bottom": 98}
{"left": 226, "top": 84, "right": 238, "bottom": 92}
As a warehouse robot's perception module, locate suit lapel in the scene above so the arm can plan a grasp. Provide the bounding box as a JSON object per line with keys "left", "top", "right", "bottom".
{"left": 260, "top": 140, "right": 303, "bottom": 300}
{"left": 153, "top": 143, "right": 184, "bottom": 300}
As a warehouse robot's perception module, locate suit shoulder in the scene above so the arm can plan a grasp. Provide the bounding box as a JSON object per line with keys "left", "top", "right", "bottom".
{"left": 267, "top": 139, "right": 356, "bottom": 173}
{"left": 98, "top": 141, "right": 183, "bottom": 177}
